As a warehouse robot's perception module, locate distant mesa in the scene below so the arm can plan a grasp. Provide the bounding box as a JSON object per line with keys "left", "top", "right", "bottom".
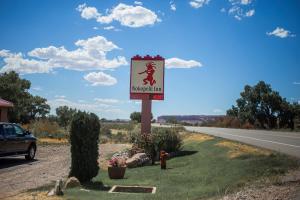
{"left": 157, "top": 115, "right": 224, "bottom": 125}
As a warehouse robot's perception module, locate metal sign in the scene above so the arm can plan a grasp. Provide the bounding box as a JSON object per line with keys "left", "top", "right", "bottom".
{"left": 130, "top": 55, "right": 165, "bottom": 100}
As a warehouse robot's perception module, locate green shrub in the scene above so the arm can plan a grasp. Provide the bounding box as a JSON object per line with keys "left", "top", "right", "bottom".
{"left": 128, "top": 124, "right": 141, "bottom": 143}
{"left": 152, "top": 127, "right": 183, "bottom": 153}
{"left": 133, "top": 127, "right": 182, "bottom": 164}
{"left": 69, "top": 112, "right": 100, "bottom": 183}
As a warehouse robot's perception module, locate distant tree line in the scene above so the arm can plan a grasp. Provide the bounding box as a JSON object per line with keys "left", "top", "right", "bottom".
{"left": 227, "top": 81, "right": 300, "bottom": 130}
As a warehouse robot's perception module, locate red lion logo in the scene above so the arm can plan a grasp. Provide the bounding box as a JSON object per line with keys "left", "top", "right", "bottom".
{"left": 138, "top": 62, "right": 156, "bottom": 86}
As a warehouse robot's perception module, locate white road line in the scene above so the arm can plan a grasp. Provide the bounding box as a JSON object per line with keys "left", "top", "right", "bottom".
{"left": 209, "top": 132, "right": 300, "bottom": 148}
{"left": 191, "top": 127, "right": 300, "bottom": 139}
{"left": 186, "top": 127, "right": 300, "bottom": 139}
{"left": 246, "top": 133, "right": 300, "bottom": 139}
{"left": 220, "top": 130, "right": 300, "bottom": 139}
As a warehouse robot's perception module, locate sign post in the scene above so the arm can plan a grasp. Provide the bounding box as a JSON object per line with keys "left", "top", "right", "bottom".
{"left": 130, "top": 55, "right": 165, "bottom": 134}
{"left": 141, "top": 98, "right": 152, "bottom": 134}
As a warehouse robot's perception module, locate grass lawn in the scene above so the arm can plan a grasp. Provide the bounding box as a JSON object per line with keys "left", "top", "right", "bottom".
{"left": 64, "top": 136, "right": 299, "bottom": 200}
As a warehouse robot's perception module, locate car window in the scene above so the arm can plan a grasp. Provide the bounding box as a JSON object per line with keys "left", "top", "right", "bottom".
{"left": 3, "top": 124, "right": 16, "bottom": 136}
{"left": 14, "top": 125, "right": 24, "bottom": 136}
{"left": 0, "top": 125, "right": 3, "bottom": 136}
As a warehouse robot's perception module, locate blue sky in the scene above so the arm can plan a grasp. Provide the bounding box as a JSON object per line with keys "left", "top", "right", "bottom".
{"left": 0, "top": 0, "right": 299, "bottom": 119}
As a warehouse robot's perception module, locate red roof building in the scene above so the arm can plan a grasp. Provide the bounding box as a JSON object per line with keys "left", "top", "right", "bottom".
{"left": 0, "top": 99, "right": 14, "bottom": 122}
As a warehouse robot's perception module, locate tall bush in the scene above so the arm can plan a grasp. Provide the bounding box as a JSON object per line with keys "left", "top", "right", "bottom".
{"left": 132, "top": 127, "right": 182, "bottom": 164}
{"left": 152, "top": 128, "right": 182, "bottom": 153}
{"left": 69, "top": 112, "right": 100, "bottom": 183}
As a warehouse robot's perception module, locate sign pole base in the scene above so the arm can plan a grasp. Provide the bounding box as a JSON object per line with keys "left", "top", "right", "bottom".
{"left": 141, "top": 99, "right": 152, "bottom": 134}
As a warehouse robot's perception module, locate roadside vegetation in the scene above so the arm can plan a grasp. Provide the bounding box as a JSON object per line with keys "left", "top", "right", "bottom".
{"left": 63, "top": 131, "right": 299, "bottom": 200}
{"left": 169, "top": 81, "right": 300, "bottom": 131}
{"left": 220, "top": 81, "right": 300, "bottom": 130}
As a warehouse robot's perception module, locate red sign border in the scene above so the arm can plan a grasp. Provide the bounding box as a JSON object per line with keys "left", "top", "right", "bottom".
{"left": 130, "top": 55, "right": 165, "bottom": 100}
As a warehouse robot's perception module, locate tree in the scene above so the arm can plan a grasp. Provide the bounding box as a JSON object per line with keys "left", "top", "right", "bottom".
{"left": 130, "top": 111, "right": 153, "bottom": 123}
{"left": 56, "top": 106, "right": 77, "bottom": 129}
{"left": 0, "top": 71, "right": 50, "bottom": 123}
{"left": 278, "top": 102, "right": 300, "bottom": 130}
{"left": 227, "top": 81, "right": 297, "bottom": 129}
{"left": 29, "top": 96, "right": 50, "bottom": 119}
{"left": 130, "top": 112, "right": 142, "bottom": 122}
{"left": 69, "top": 112, "right": 100, "bottom": 183}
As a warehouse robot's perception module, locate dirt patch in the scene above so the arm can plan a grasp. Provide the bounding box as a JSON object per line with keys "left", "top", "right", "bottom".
{"left": 215, "top": 140, "right": 272, "bottom": 159}
{"left": 8, "top": 192, "right": 63, "bottom": 200}
{"left": 219, "top": 169, "right": 300, "bottom": 200}
{"left": 38, "top": 138, "right": 69, "bottom": 144}
{"left": 220, "top": 183, "right": 300, "bottom": 200}
{"left": 0, "top": 143, "right": 130, "bottom": 199}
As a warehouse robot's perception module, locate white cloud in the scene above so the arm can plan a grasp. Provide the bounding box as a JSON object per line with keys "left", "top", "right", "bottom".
{"left": 227, "top": 0, "right": 255, "bottom": 20}
{"left": 0, "top": 51, "right": 50, "bottom": 74}
{"left": 267, "top": 27, "right": 295, "bottom": 38}
{"left": 293, "top": 82, "right": 300, "bottom": 85}
{"left": 234, "top": 15, "right": 242, "bottom": 20}
{"left": 104, "top": 26, "right": 115, "bottom": 30}
{"left": 94, "top": 98, "right": 120, "bottom": 104}
{"left": 84, "top": 72, "right": 117, "bottom": 86}
{"left": 55, "top": 95, "right": 66, "bottom": 99}
{"left": 0, "top": 50, "right": 12, "bottom": 57}
{"left": 48, "top": 98, "right": 123, "bottom": 115}
{"left": 189, "top": 0, "right": 210, "bottom": 9}
{"left": 103, "top": 25, "right": 121, "bottom": 31}
{"left": 245, "top": 9, "right": 255, "bottom": 17}
{"left": 76, "top": 3, "right": 100, "bottom": 19}
{"left": 241, "top": 0, "right": 252, "bottom": 5}
{"left": 220, "top": 8, "right": 226, "bottom": 12}
{"left": 32, "top": 86, "right": 43, "bottom": 91}
{"left": 213, "top": 109, "right": 223, "bottom": 113}
{"left": 165, "top": 57, "right": 202, "bottom": 69}
{"left": 134, "top": 1, "right": 143, "bottom": 6}
{"left": 77, "top": 3, "right": 160, "bottom": 28}
{"left": 135, "top": 101, "right": 141, "bottom": 104}
{"left": 0, "top": 35, "right": 127, "bottom": 74}
{"left": 170, "top": 1, "right": 176, "bottom": 11}
{"left": 93, "top": 26, "right": 99, "bottom": 30}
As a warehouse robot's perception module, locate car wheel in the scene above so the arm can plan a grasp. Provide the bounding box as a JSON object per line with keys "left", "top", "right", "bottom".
{"left": 25, "top": 145, "right": 36, "bottom": 160}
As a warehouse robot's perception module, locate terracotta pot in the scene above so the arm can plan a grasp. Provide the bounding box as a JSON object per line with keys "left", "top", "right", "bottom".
{"left": 108, "top": 166, "right": 126, "bottom": 179}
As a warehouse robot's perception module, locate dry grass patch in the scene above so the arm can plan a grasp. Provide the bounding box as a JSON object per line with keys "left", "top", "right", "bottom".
{"left": 216, "top": 140, "right": 272, "bottom": 159}
{"left": 110, "top": 129, "right": 128, "bottom": 135}
{"left": 183, "top": 132, "right": 214, "bottom": 142}
{"left": 38, "top": 138, "right": 69, "bottom": 144}
{"left": 9, "top": 192, "right": 63, "bottom": 200}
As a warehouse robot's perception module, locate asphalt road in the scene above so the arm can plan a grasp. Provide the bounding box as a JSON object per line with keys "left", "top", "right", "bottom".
{"left": 153, "top": 124, "right": 300, "bottom": 158}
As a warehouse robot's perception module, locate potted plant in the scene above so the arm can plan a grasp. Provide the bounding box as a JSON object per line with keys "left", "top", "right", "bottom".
{"left": 108, "top": 157, "right": 126, "bottom": 179}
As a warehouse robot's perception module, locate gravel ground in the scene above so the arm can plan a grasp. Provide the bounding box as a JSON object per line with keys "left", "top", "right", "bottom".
{"left": 0, "top": 143, "right": 130, "bottom": 200}
{"left": 219, "top": 170, "right": 300, "bottom": 200}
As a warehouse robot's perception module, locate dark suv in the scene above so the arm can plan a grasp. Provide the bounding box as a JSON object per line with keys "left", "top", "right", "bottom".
{"left": 0, "top": 122, "right": 37, "bottom": 160}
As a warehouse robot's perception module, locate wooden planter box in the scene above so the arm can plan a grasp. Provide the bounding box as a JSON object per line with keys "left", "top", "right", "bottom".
{"left": 108, "top": 166, "right": 126, "bottom": 179}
